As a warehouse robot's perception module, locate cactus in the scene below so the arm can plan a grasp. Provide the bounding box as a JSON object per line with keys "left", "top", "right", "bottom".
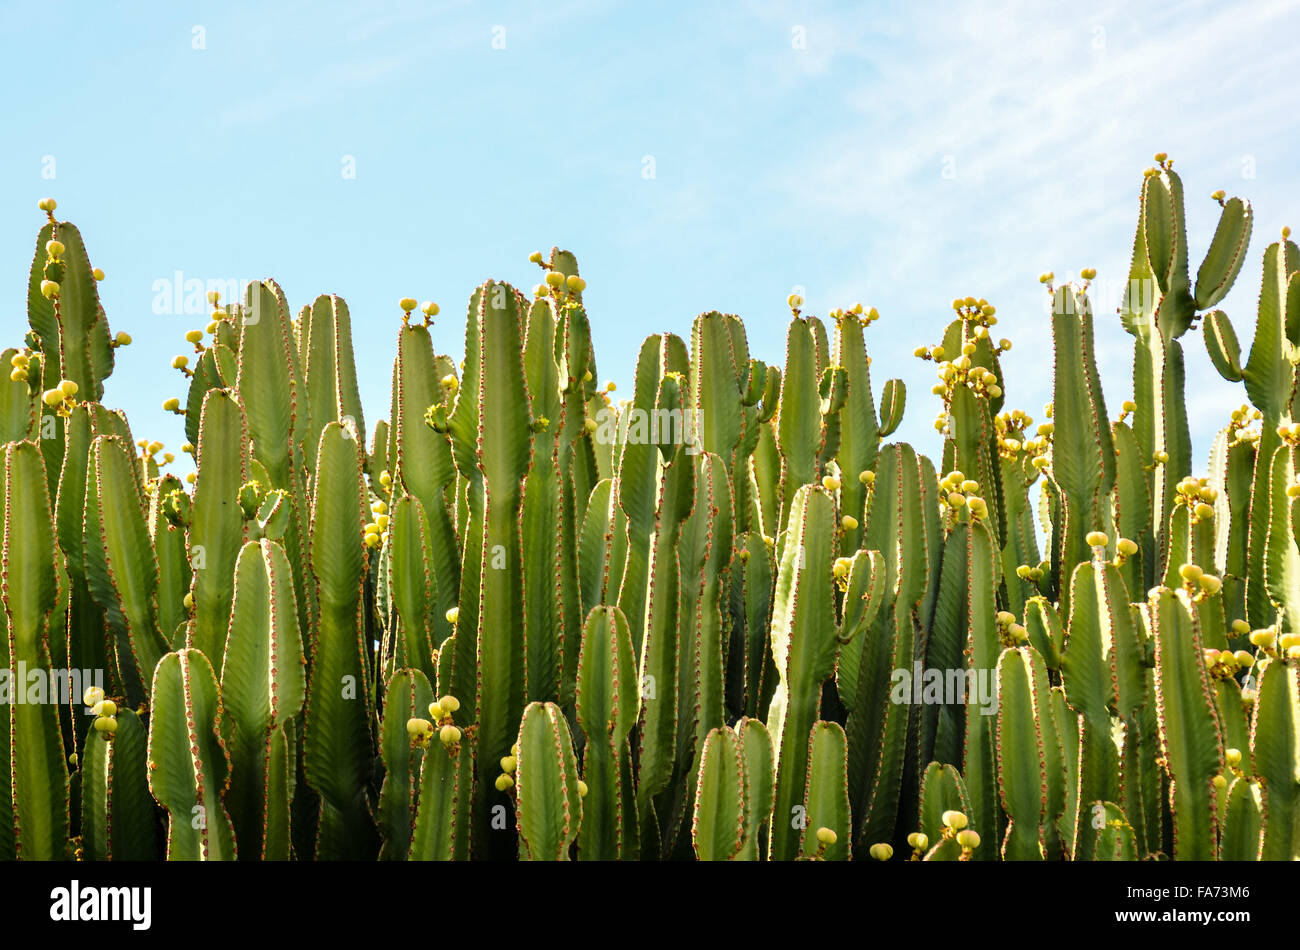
{"left": 2, "top": 166, "right": 1295, "bottom": 864}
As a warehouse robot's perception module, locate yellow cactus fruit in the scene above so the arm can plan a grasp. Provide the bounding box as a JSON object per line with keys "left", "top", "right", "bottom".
{"left": 1231, "top": 619, "right": 1251, "bottom": 636}
{"left": 446, "top": 606, "right": 459, "bottom": 625}
{"left": 1179, "top": 563, "right": 1203, "bottom": 583}
{"left": 406, "top": 717, "right": 431, "bottom": 738}
{"left": 941, "top": 810, "right": 968, "bottom": 831}
{"left": 566, "top": 275, "right": 586, "bottom": 292}
{"left": 1080, "top": 267, "right": 1097, "bottom": 280}
{"left": 427, "top": 702, "right": 444, "bottom": 721}
{"left": 495, "top": 773, "right": 515, "bottom": 792}
{"left": 577, "top": 780, "right": 589, "bottom": 797}
{"left": 1225, "top": 747, "right": 1242, "bottom": 768}
{"left": 93, "top": 717, "right": 118, "bottom": 735}
{"left": 840, "top": 515, "right": 858, "bottom": 531}
{"left": 163, "top": 397, "right": 181, "bottom": 412}
{"left": 787, "top": 293, "right": 804, "bottom": 309}
{"left": 439, "top": 725, "right": 461, "bottom": 746}
{"left": 1198, "top": 574, "right": 1222, "bottom": 595}
{"left": 907, "top": 832, "right": 929, "bottom": 851}
{"left": 868, "top": 842, "right": 892, "bottom": 861}
{"left": 956, "top": 829, "right": 980, "bottom": 850}
{"left": 40, "top": 279, "right": 60, "bottom": 299}
{"left": 815, "top": 827, "right": 837, "bottom": 846}
{"left": 41, "top": 388, "right": 63, "bottom": 407}
{"left": 859, "top": 470, "right": 874, "bottom": 485}
{"left": 1116, "top": 538, "right": 1138, "bottom": 557}
{"left": 500, "top": 755, "right": 517, "bottom": 774}
{"left": 1249, "top": 629, "right": 1276, "bottom": 649}
{"left": 46, "top": 239, "right": 66, "bottom": 258}
{"left": 37, "top": 197, "right": 57, "bottom": 212}
{"left": 439, "top": 695, "right": 461, "bottom": 714}
{"left": 83, "top": 685, "right": 106, "bottom": 707}
{"left": 421, "top": 301, "right": 439, "bottom": 317}
{"left": 832, "top": 557, "right": 852, "bottom": 580}
{"left": 399, "top": 297, "right": 418, "bottom": 312}
{"left": 1085, "top": 530, "right": 1108, "bottom": 547}
{"left": 172, "top": 355, "right": 189, "bottom": 370}
{"left": 821, "top": 475, "right": 841, "bottom": 491}
{"left": 545, "top": 271, "right": 566, "bottom": 288}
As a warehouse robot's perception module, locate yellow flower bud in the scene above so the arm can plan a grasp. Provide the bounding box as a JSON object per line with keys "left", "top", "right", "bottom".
{"left": 446, "top": 606, "right": 459, "bottom": 625}
{"left": 439, "top": 725, "right": 461, "bottom": 746}
{"left": 439, "top": 695, "right": 460, "bottom": 713}
{"left": 822, "top": 475, "right": 841, "bottom": 491}
{"left": 162, "top": 398, "right": 181, "bottom": 412}
{"left": 1231, "top": 619, "right": 1251, "bottom": 636}
{"left": 83, "top": 686, "right": 106, "bottom": 707}
{"left": 787, "top": 293, "right": 803, "bottom": 309}
{"left": 566, "top": 275, "right": 586, "bottom": 292}
{"left": 815, "top": 826, "right": 837, "bottom": 845}
{"left": 840, "top": 515, "right": 858, "bottom": 531}
{"left": 868, "top": 842, "right": 892, "bottom": 861}
{"left": 399, "top": 297, "right": 418, "bottom": 312}
{"left": 859, "top": 470, "right": 874, "bottom": 485}
{"left": 956, "top": 829, "right": 980, "bottom": 850}
{"left": 577, "top": 780, "right": 588, "bottom": 798}
{"left": 421, "top": 301, "right": 439, "bottom": 317}
{"left": 1085, "top": 530, "right": 1108, "bottom": 547}
{"left": 46, "top": 239, "right": 65, "bottom": 258}
{"left": 500, "top": 755, "right": 517, "bottom": 774}
{"left": 42, "top": 388, "right": 63, "bottom": 407}
{"left": 38, "top": 197, "right": 57, "bottom": 212}
{"left": 1179, "top": 563, "right": 1203, "bottom": 583}
{"left": 172, "top": 355, "right": 189, "bottom": 370}
{"left": 1225, "top": 748, "right": 1242, "bottom": 767}
{"left": 40, "top": 279, "right": 60, "bottom": 299}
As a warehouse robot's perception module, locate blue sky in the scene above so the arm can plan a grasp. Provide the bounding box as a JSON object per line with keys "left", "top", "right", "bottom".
{"left": 2, "top": 0, "right": 1298, "bottom": 473}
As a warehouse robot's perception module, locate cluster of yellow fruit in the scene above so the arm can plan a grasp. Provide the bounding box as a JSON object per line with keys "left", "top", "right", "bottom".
{"left": 398, "top": 298, "right": 440, "bottom": 325}
{"left": 528, "top": 253, "right": 587, "bottom": 299}
{"left": 1176, "top": 562, "right": 1223, "bottom": 600}
{"left": 1274, "top": 421, "right": 1300, "bottom": 448}
{"left": 1203, "top": 646, "right": 1257, "bottom": 681}
{"left": 831, "top": 555, "right": 854, "bottom": 591}
{"left": 84, "top": 686, "right": 118, "bottom": 739}
{"left": 1226, "top": 404, "right": 1262, "bottom": 446}
{"left": 994, "top": 609, "right": 1029, "bottom": 648}
{"left": 939, "top": 809, "right": 980, "bottom": 860}
{"left": 828, "top": 302, "right": 879, "bottom": 326}
{"left": 135, "top": 438, "right": 174, "bottom": 468}
{"left": 1082, "top": 530, "right": 1140, "bottom": 566}
{"left": 1250, "top": 627, "right": 1300, "bottom": 661}
{"left": 405, "top": 694, "right": 462, "bottom": 750}
{"left": 39, "top": 377, "right": 80, "bottom": 416}
{"left": 993, "top": 408, "right": 1051, "bottom": 467}
{"left": 495, "top": 744, "right": 519, "bottom": 792}
{"left": 363, "top": 499, "right": 389, "bottom": 549}
{"left": 1172, "top": 476, "right": 1218, "bottom": 522}
{"left": 8, "top": 351, "right": 34, "bottom": 384}
{"left": 948, "top": 295, "right": 999, "bottom": 327}
{"left": 936, "top": 470, "right": 988, "bottom": 523}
